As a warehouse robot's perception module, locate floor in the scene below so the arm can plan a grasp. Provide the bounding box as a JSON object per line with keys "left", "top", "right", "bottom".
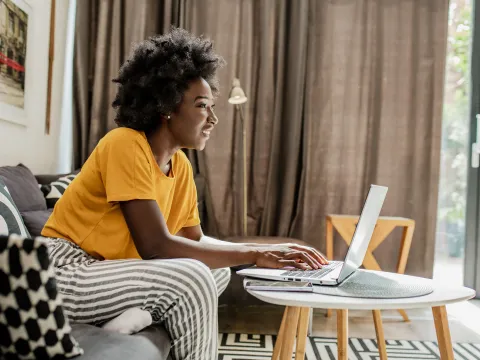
{"left": 219, "top": 300, "right": 480, "bottom": 343}
{"left": 219, "top": 255, "right": 480, "bottom": 344}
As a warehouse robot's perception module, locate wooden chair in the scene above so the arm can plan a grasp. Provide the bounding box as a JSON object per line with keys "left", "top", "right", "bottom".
{"left": 324, "top": 215, "right": 415, "bottom": 359}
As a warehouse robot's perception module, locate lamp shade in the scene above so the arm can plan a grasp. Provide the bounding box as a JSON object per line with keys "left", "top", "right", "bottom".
{"left": 228, "top": 78, "right": 248, "bottom": 104}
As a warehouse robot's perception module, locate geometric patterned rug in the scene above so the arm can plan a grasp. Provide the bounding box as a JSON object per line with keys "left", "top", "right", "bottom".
{"left": 218, "top": 333, "right": 480, "bottom": 359}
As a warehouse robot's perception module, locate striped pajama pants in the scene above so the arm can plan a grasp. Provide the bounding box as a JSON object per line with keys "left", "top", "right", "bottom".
{"left": 46, "top": 238, "right": 231, "bottom": 360}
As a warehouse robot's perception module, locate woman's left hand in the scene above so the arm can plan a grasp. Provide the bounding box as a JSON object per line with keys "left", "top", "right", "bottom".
{"left": 279, "top": 243, "right": 329, "bottom": 266}
{"left": 247, "top": 242, "right": 329, "bottom": 267}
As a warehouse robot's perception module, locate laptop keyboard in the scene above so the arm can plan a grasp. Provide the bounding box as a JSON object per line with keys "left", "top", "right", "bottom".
{"left": 280, "top": 261, "right": 342, "bottom": 279}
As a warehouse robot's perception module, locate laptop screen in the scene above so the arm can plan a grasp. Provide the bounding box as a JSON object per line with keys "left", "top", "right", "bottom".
{"left": 337, "top": 185, "right": 388, "bottom": 283}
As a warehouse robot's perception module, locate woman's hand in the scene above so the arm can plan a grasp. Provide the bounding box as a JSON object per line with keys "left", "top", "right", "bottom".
{"left": 253, "top": 244, "right": 329, "bottom": 270}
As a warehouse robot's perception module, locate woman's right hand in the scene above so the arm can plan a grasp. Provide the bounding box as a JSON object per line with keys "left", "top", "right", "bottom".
{"left": 253, "top": 244, "right": 325, "bottom": 270}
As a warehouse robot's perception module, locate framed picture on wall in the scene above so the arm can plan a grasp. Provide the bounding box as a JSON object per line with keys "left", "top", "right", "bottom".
{"left": 0, "top": 0, "right": 31, "bottom": 126}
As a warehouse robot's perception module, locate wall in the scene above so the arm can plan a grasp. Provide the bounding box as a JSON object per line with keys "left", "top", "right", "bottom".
{"left": 0, "top": 0, "right": 71, "bottom": 174}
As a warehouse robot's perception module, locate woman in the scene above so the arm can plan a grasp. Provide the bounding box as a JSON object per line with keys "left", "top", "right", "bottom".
{"left": 42, "top": 28, "right": 327, "bottom": 360}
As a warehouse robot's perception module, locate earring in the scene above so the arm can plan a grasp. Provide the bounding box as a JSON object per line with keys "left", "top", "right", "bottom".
{"left": 167, "top": 115, "right": 171, "bottom": 119}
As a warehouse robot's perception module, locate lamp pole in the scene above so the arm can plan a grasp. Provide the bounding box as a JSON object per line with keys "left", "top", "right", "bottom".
{"left": 228, "top": 78, "right": 248, "bottom": 237}
{"left": 238, "top": 104, "right": 247, "bottom": 237}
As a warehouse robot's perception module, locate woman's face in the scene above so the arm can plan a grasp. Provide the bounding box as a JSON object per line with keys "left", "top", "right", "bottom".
{"left": 169, "top": 78, "right": 218, "bottom": 151}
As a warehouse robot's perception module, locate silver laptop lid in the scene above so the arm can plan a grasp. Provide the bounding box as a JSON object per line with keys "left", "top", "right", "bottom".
{"left": 337, "top": 185, "right": 388, "bottom": 283}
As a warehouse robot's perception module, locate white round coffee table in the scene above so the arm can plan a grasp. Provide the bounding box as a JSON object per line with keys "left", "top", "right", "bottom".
{"left": 244, "top": 271, "right": 475, "bottom": 360}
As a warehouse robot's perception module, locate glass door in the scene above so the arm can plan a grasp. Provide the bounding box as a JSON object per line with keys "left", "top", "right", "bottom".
{"left": 465, "top": 0, "right": 480, "bottom": 297}
{"left": 435, "top": 0, "right": 473, "bottom": 287}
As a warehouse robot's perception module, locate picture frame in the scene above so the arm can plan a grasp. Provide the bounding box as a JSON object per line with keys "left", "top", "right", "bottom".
{"left": 0, "top": 0, "right": 32, "bottom": 126}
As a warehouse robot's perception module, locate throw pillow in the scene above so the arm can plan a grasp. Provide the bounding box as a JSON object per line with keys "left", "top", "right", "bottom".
{"left": 0, "top": 179, "right": 30, "bottom": 238}
{"left": 21, "top": 210, "right": 53, "bottom": 237}
{"left": 0, "top": 164, "right": 47, "bottom": 212}
{"left": 0, "top": 234, "right": 83, "bottom": 359}
{"left": 40, "top": 172, "right": 79, "bottom": 209}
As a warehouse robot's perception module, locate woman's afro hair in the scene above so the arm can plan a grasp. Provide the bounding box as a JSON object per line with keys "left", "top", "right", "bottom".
{"left": 112, "top": 27, "right": 225, "bottom": 132}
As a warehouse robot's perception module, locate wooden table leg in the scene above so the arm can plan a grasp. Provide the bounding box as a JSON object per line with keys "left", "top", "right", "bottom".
{"left": 372, "top": 310, "right": 388, "bottom": 360}
{"left": 337, "top": 309, "right": 348, "bottom": 360}
{"left": 432, "top": 306, "right": 454, "bottom": 360}
{"left": 295, "top": 307, "right": 310, "bottom": 360}
{"left": 279, "top": 306, "right": 301, "bottom": 360}
{"left": 272, "top": 307, "right": 289, "bottom": 360}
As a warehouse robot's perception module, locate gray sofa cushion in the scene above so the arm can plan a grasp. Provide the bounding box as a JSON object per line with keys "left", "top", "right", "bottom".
{"left": 21, "top": 209, "right": 53, "bottom": 237}
{"left": 0, "top": 164, "right": 47, "bottom": 212}
{"left": 71, "top": 324, "right": 171, "bottom": 360}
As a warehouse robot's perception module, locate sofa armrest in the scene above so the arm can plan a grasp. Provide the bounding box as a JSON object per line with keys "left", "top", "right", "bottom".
{"left": 35, "top": 174, "right": 67, "bottom": 186}
{"left": 35, "top": 168, "right": 81, "bottom": 185}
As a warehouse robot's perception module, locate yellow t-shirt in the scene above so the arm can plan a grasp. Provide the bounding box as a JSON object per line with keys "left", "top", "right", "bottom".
{"left": 42, "top": 127, "right": 200, "bottom": 260}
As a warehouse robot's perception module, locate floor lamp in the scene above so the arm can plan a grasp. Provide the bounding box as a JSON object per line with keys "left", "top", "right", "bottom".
{"left": 228, "top": 78, "right": 248, "bottom": 236}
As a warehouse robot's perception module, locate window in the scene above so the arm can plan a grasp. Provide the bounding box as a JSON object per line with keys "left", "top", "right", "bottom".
{"left": 19, "top": 22, "right": 25, "bottom": 39}
{"left": 9, "top": 12, "right": 14, "bottom": 33}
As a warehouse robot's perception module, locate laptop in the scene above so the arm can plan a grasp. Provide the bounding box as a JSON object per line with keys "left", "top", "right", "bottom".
{"left": 237, "top": 184, "right": 388, "bottom": 286}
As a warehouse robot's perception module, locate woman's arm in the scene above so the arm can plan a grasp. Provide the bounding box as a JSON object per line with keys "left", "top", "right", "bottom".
{"left": 121, "top": 199, "right": 326, "bottom": 269}
{"left": 176, "top": 225, "right": 203, "bottom": 241}
{"left": 176, "top": 226, "right": 265, "bottom": 247}
{"left": 178, "top": 229, "right": 329, "bottom": 266}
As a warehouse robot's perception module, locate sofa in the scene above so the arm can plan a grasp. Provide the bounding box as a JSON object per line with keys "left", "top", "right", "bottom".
{"left": 0, "top": 166, "right": 172, "bottom": 360}
{"left": 0, "top": 163, "right": 310, "bottom": 359}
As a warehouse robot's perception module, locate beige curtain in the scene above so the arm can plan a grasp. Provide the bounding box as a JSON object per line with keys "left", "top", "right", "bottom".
{"left": 73, "top": 0, "right": 448, "bottom": 277}
{"left": 73, "top": 0, "right": 163, "bottom": 169}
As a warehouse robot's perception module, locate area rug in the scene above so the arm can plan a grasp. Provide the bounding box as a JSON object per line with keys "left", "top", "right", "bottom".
{"left": 218, "top": 333, "right": 480, "bottom": 359}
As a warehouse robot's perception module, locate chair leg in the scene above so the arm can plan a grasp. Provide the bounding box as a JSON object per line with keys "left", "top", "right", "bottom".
{"left": 372, "top": 310, "right": 388, "bottom": 360}
{"left": 398, "top": 309, "right": 410, "bottom": 322}
{"left": 295, "top": 307, "right": 310, "bottom": 360}
{"left": 325, "top": 218, "right": 334, "bottom": 320}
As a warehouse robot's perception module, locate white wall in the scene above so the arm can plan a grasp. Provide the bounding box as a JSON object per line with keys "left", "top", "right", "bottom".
{"left": 0, "top": 0, "right": 71, "bottom": 174}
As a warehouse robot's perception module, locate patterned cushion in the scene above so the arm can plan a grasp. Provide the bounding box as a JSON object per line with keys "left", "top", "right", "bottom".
{"left": 40, "top": 173, "right": 79, "bottom": 209}
{"left": 0, "top": 179, "right": 30, "bottom": 238}
{"left": 0, "top": 234, "right": 83, "bottom": 359}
